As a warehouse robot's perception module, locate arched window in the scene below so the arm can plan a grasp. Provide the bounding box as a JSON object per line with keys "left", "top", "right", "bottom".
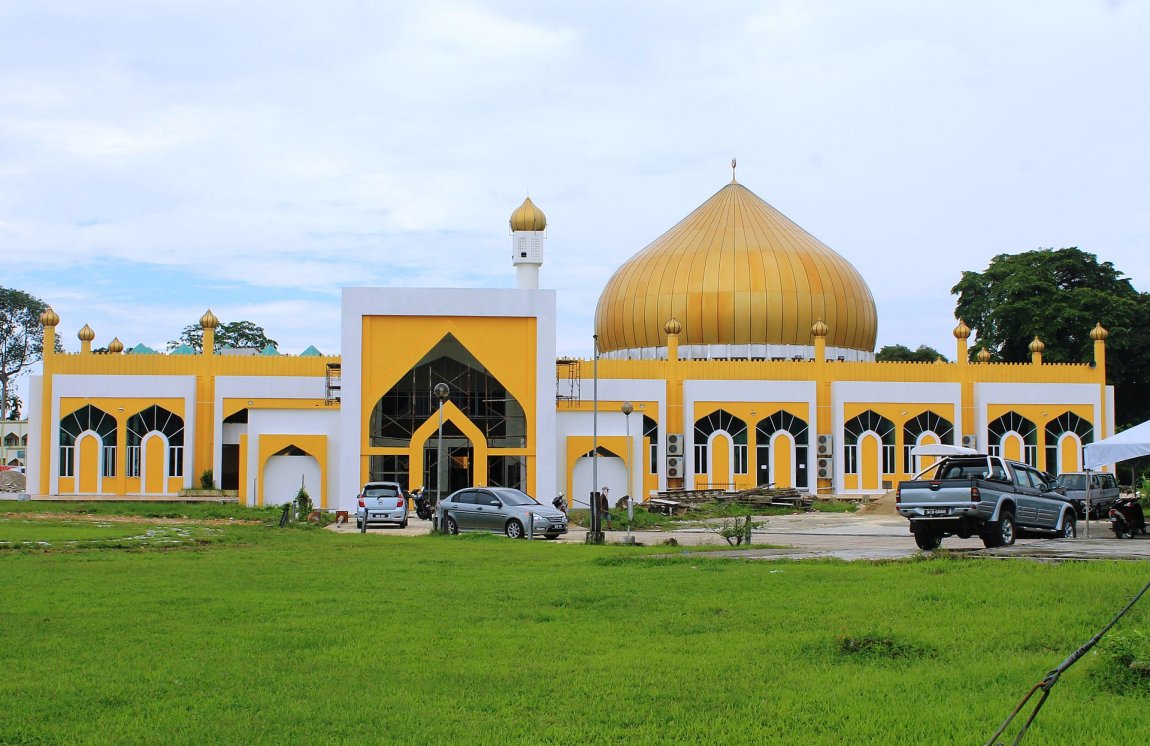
{"left": 903, "top": 411, "right": 954, "bottom": 472}
{"left": 369, "top": 334, "right": 525, "bottom": 450}
{"left": 1044, "top": 412, "right": 1092, "bottom": 475}
{"left": 987, "top": 412, "right": 1038, "bottom": 466}
{"left": 694, "top": 410, "right": 748, "bottom": 475}
{"left": 843, "top": 411, "right": 895, "bottom": 474}
{"left": 60, "top": 405, "right": 117, "bottom": 478}
{"left": 643, "top": 415, "right": 658, "bottom": 474}
{"left": 126, "top": 406, "right": 185, "bottom": 478}
{"left": 756, "top": 411, "right": 809, "bottom": 488}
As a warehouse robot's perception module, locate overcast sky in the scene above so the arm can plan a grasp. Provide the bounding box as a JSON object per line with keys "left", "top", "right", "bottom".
{"left": 3, "top": 1, "right": 1148, "bottom": 387}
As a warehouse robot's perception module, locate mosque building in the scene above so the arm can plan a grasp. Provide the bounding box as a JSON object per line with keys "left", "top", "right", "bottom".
{"left": 25, "top": 173, "right": 1114, "bottom": 509}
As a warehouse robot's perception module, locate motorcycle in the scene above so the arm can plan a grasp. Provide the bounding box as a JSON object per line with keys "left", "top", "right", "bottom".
{"left": 412, "top": 486, "right": 434, "bottom": 521}
{"left": 552, "top": 492, "right": 568, "bottom": 515}
{"left": 1108, "top": 495, "right": 1147, "bottom": 539}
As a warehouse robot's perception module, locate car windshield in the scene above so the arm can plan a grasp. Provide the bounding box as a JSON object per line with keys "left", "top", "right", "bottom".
{"left": 1054, "top": 475, "right": 1087, "bottom": 490}
{"left": 491, "top": 488, "right": 539, "bottom": 506}
{"left": 364, "top": 485, "right": 401, "bottom": 497}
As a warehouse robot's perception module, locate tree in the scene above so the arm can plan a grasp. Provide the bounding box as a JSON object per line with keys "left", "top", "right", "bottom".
{"left": 953, "top": 247, "right": 1150, "bottom": 427}
{"left": 0, "top": 287, "right": 51, "bottom": 422}
{"left": 876, "top": 344, "right": 947, "bottom": 363}
{"left": 168, "top": 320, "right": 278, "bottom": 353}
{"left": 3, "top": 393, "right": 20, "bottom": 420}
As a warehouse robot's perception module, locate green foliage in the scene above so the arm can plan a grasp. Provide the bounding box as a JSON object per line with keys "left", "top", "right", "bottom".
{"left": 836, "top": 633, "right": 935, "bottom": 662}
{"left": 0, "top": 286, "right": 55, "bottom": 421}
{"left": 294, "top": 487, "right": 313, "bottom": 522}
{"left": 168, "top": 320, "right": 278, "bottom": 353}
{"left": 953, "top": 247, "right": 1150, "bottom": 426}
{"left": 199, "top": 469, "right": 215, "bottom": 490}
{"left": 1140, "top": 477, "right": 1150, "bottom": 501}
{"left": 712, "top": 515, "right": 761, "bottom": 545}
{"left": 876, "top": 344, "right": 948, "bottom": 363}
{"left": 1093, "top": 627, "right": 1150, "bottom": 695}
{"left": 0, "top": 500, "right": 279, "bottom": 522}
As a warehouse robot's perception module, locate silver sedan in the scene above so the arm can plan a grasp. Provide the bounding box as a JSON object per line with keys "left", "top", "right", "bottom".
{"left": 439, "top": 487, "right": 568, "bottom": 539}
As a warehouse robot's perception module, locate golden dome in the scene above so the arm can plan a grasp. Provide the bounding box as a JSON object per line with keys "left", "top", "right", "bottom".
{"left": 595, "top": 181, "right": 877, "bottom": 356}
{"left": 977, "top": 348, "right": 991, "bottom": 363}
{"left": 811, "top": 319, "right": 829, "bottom": 338}
{"left": 107, "top": 337, "right": 124, "bottom": 354}
{"left": 953, "top": 320, "right": 970, "bottom": 340}
{"left": 39, "top": 306, "right": 60, "bottom": 327}
{"left": 509, "top": 197, "right": 546, "bottom": 232}
{"left": 1089, "top": 322, "right": 1108, "bottom": 341}
{"left": 77, "top": 324, "right": 95, "bottom": 342}
{"left": 1028, "top": 336, "right": 1045, "bottom": 353}
{"left": 664, "top": 318, "right": 682, "bottom": 335}
{"left": 200, "top": 309, "right": 220, "bottom": 330}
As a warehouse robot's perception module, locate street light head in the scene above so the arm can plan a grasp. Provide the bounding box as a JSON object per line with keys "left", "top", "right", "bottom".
{"left": 433, "top": 383, "right": 450, "bottom": 401}
{"left": 621, "top": 401, "right": 634, "bottom": 415}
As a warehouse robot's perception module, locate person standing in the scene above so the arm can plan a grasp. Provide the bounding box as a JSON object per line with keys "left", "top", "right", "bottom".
{"left": 598, "top": 487, "right": 613, "bottom": 530}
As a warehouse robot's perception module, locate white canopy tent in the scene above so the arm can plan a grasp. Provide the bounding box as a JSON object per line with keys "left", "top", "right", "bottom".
{"left": 1083, "top": 419, "right": 1150, "bottom": 470}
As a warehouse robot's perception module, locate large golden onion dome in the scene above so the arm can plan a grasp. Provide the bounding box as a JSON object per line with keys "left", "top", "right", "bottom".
{"left": 595, "top": 179, "right": 877, "bottom": 358}
{"left": 509, "top": 197, "right": 547, "bottom": 232}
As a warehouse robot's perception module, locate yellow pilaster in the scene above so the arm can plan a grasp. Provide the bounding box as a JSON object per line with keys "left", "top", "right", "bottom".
{"left": 953, "top": 321, "right": 973, "bottom": 444}
{"left": 38, "top": 308, "right": 60, "bottom": 495}
{"left": 811, "top": 319, "right": 830, "bottom": 493}
{"left": 1091, "top": 323, "right": 1108, "bottom": 439}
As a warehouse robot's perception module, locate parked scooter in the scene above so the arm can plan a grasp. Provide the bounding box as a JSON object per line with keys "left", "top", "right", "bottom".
{"left": 412, "top": 486, "right": 434, "bottom": 521}
{"left": 1108, "top": 495, "right": 1147, "bottom": 539}
{"left": 552, "top": 492, "right": 568, "bottom": 515}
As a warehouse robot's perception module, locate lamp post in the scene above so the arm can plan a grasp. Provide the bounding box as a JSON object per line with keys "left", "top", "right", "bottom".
{"left": 433, "top": 382, "right": 450, "bottom": 532}
{"left": 621, "top": 401, "right": 634, "bottom": 544}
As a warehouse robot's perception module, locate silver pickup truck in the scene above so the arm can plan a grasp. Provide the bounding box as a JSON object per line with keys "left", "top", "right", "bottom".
{"left": 896, "top": 455, "right": 1078, "bottom": 550}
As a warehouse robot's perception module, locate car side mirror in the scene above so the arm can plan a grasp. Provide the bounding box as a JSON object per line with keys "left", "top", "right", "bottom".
{"left": 489, "top": 500, "right": 501, "bottom": 507}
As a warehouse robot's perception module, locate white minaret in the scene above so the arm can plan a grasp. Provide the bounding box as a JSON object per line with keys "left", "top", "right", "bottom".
{"left": 509, "top": 196, "right": 547, "bottom": 289}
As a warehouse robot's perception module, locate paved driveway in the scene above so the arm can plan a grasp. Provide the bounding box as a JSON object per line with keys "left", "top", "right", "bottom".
{"left": 334, "top": 511, "right": 1150, "bottom": 561}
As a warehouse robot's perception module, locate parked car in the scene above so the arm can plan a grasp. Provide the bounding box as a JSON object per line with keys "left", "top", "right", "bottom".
{"left": 356, "top": 481, "right": 409, "bottom": 529}
{"left": 1052, "top": 471, "right": 1120, "bottom": 519}
{"left": 439, "top": 487, "right": 568, "bottom": 539}
{"left": 896, "top": 455, "right": 1078, "bottom": 550}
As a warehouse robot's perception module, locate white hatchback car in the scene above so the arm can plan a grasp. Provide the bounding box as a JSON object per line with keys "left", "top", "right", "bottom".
{"left": 356, "top": 481, "right": 409, "bottom": 529}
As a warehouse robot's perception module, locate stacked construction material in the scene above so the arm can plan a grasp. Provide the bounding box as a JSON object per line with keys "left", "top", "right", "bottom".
{"left": 0, "top": 470, "right": 26, "bottom": 493}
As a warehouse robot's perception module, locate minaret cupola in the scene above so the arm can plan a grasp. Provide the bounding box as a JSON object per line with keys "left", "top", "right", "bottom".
{"left": 509, "top": 196, "right": 547, "bottom": 290}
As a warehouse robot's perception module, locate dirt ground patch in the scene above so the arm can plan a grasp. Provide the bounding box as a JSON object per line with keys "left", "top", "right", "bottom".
{"left": 856, "top": 491, "right": 899, "bottom": 516}
{"left": 0, "top": 512, "right": 262, "bottom": 526}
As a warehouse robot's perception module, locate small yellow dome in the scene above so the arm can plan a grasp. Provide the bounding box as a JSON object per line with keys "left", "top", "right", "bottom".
{"left": 40, "top": 306, "right": 60, "bottom": 327}
{"left": 77, "top": 324, "right": 95, "bottom": 342}
{"left": 509, "top": 197, "right": 547, "bottom": 232}
{"left": 977, "top": 348, "right": 991, "bottom": 363}
{"left": 1089, "top": 322, "right": 1109, "bottom": 341}
{"left": 664, "top": 318, "right": 682, "bottom": 336}
{"left": 953, "top": 320, "right": 970, "bottom": 340}
{"left": 1028, "top": 336, "right": 1045, "bottom": 353}
{"left": 107, "top": 337, "right": 124, "bottom": 354}
{"left": 811, "top": 319, "right": 829, "bottom": 338}
{"left": 200, "top": 309, "right": 220, "bottom": 330}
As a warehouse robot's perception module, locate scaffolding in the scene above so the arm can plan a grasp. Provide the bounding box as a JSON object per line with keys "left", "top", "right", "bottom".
{"left": 555, "top": 358, "right": 581, "bottom": 407}
{"left": 325, "top": 363, "right": 341, "bottom": 405}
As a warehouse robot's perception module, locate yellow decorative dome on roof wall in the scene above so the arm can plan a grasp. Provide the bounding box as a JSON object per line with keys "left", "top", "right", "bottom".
{"left": 595, "top": 180, "right": 877, "bottom": 358}
{"left": 509, "top": 197, "right": 547, "bottom": 232}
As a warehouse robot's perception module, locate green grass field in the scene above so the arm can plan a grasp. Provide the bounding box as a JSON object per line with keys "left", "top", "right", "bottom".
{"left": 2, "top": 509, "right": 1149, "bottom": 744}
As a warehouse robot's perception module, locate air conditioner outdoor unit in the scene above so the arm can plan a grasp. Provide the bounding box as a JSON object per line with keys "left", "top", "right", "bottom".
{"left": 666, "top": 434, "right": 684, "bottom": 456}
{"left": 666, "top": 456, "right": 684, "bottom": 478}
{"left": 961, "top": 435, "right": 978, "bottom": 450}
{"left": 816, "top": 458, "right": 833, "bottom": 480}
{"left": 816, "top": 434, "right": 833, "bottom": 456}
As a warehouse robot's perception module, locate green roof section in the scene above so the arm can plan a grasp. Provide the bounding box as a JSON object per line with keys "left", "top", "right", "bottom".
{"left": 300, "top": 345, "right": 322, "bottom": 357}
{"left": 260, "top": 345, "right": 280, "bottom": 356}
{"left": 128, "top": 343, "right": 156, "bottom": 355}
{"left": 170, "top": 344, "right": 197, "bottom": 356}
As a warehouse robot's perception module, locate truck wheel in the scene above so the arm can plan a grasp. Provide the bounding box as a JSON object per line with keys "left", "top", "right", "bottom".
{"left": 983, "top": 510, "right": 1016, "bottom": 548}
{"left": 914, "top": 532, "right": 942, "bottom": 551}
{"left": 1060, "top": 513, "right": 1076, "bottom": 539}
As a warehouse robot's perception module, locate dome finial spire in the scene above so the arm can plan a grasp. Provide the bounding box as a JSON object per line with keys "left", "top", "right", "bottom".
{"left": 731, "top": 157, "right": 737, "bottom": 183}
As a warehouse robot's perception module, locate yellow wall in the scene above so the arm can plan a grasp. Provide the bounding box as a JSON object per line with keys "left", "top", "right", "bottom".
{"left": 361, "top": 315, "right": 538, "bottom": 496}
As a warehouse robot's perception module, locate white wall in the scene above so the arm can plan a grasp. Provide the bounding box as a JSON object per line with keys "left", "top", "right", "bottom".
{"left": 245, "top": 408, "right": 340, "bottom": 508}
{"left": 263, "top": 454, "right": 321, "bottom": 506}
